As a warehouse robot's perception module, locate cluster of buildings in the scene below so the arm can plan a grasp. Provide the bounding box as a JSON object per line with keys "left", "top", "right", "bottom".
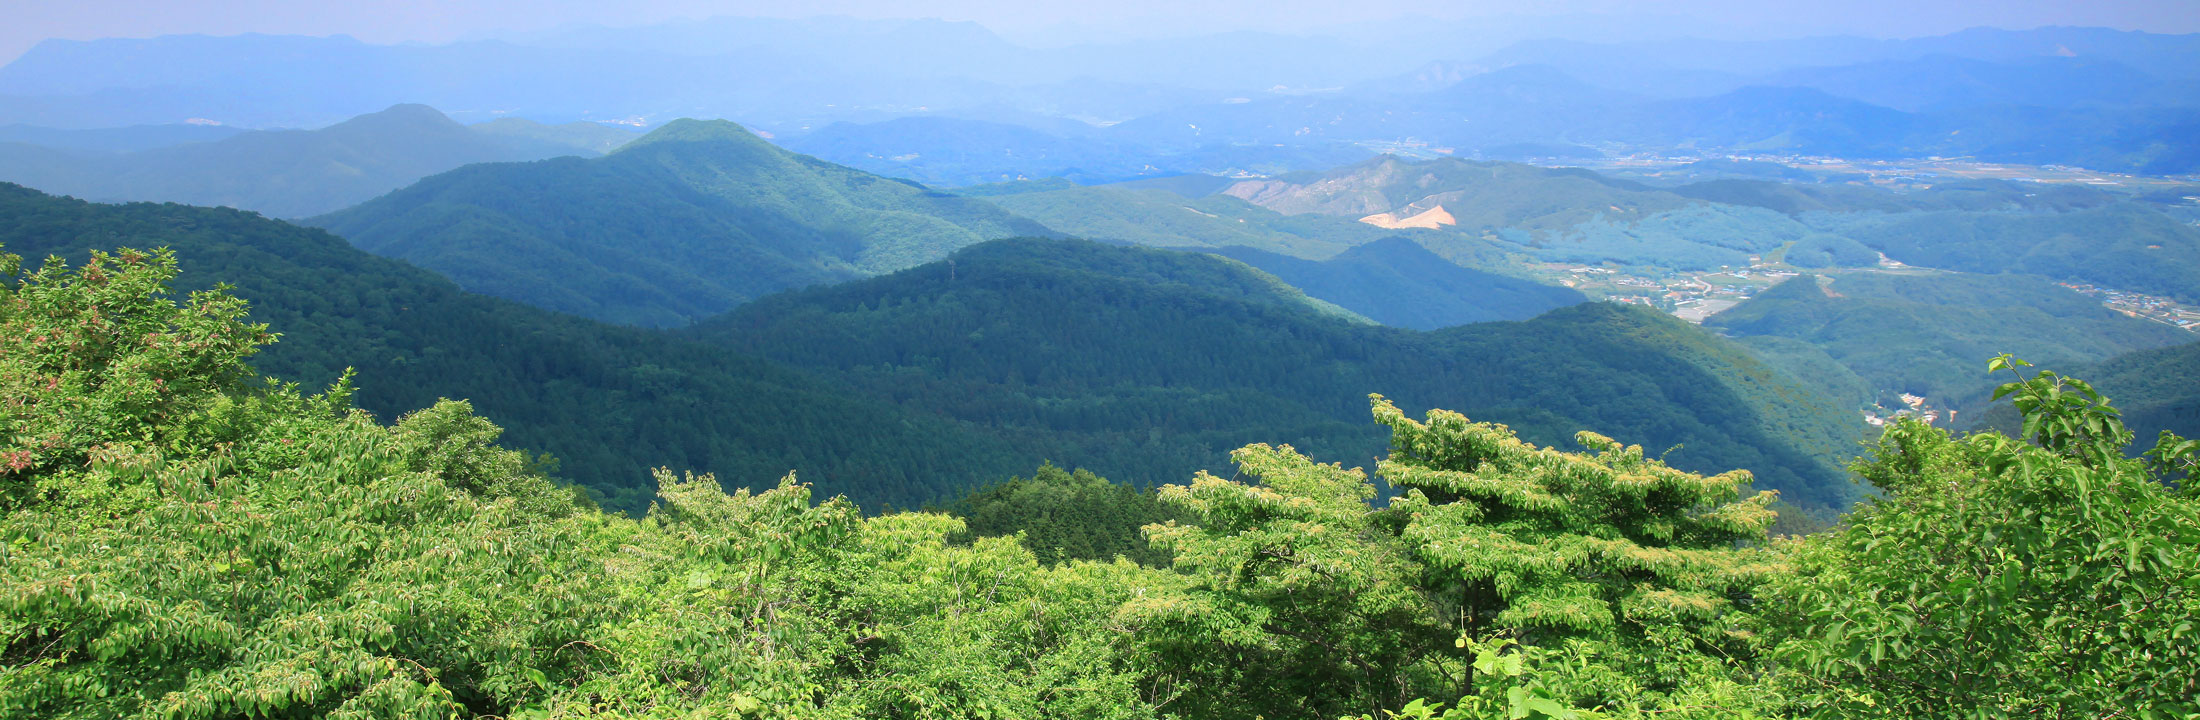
{"left": 2057, "top": 282, "right": 2200, "bottom": 332}
{"left": 1567, "top": 263, "right": 1802, "bottom": 324}
{"left": 1862, "top": 393, "right": 1956, "bottom": 428}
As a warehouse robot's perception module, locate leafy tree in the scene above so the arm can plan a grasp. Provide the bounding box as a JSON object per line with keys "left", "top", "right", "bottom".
{"left": 1127, "top": 395, "right": 1786, "bottom": 719}
{"left": 1770, "top": 356, "right": 2200, "bottom": 717}
{"left": 0, "top": 246, "right": 270, "bottom": 512}
{"left": 942, "top": 463, "right": 1181, "bottom": 566}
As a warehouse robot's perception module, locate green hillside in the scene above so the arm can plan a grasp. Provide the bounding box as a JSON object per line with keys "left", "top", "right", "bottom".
{"left": 1216, "top": 155, "right": 1826, "bottom": 271}
{"left": 1969, "top": 340, "right": 2200, "bottom": 446}
{"left": 311, "top": 118, "right": 1057, "bottom": 327}
{"left": 0, "top": 104, "right": 592, "bottom": 218}
{"left": 1204, "top": 237, "right": 1588, "bottom": 329}
{"left": 2081, "top": 341, "right": 2200, "bottom": 444}
{"left": 1221, "top": 156, "right": 1681, "bottom": 231}
{"left": 981, "top": 183, "right": 1386, "bottom": 258}
{"left": 693, "top": 238, "right": 1868, "bottom": 509}
{"left": 0, "top": 183, "right": 1025, "bottom": 513}
{"left": 8, "top": 168, "right": 2197, "bottom": 720}
{"left": 1813, "top": 203, "right": 2200, "bottom": 303}
{"left": 1708, "top": 272, "right": 2193, "bottom": 407}
{"left": 1, "top": 185, "right": 1871, "bottom": 512}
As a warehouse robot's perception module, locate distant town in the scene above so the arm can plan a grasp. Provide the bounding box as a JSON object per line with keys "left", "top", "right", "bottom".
{"left": 2057, "top": 282, "right": 2200, "bottom": 331}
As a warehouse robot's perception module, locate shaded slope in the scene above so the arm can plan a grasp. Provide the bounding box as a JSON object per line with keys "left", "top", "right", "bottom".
{"left": 1708, "top": 272, "right": 2193, "bottom": 406}
{"left": 0, "top": 183, "right": 1022, "bottom": 514}
{"left": 692, "top": 238, "right": 1867, "bottom": 509}
{"left": 2079, "top": 341, "right": 2200, "bottom": 445}
{"left": 1823, "top": 205, "right": 2200, "bottom": 304}
{"left": 980, "top": 183, "right": 1391, "bottom": 258}
{"left": 311, "top": 119, "right": 1058, "bottom": 327}
{"left": 1203, "top": 237, "right": 1587, "bottom": 329}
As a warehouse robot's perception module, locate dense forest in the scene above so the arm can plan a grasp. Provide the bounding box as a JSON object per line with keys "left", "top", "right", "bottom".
{"left": 1, "top": 186, "right": 1875, "bottom": 514}
{"left": 694, "top": 238, "right": 1867, "bottom": 510}
{"left": 0, "top": 184, "right": 1030, "bottom": 513}
{"left": 1710, "top": 271, "right": 2194, "bottom": 408}
{"left": 4, "top": 244, "right": 2194, "bottom": 718}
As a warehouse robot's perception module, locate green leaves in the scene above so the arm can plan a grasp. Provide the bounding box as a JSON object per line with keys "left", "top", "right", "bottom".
{"left": 1769, "top": 356, "right": 2200, "bottom": 718}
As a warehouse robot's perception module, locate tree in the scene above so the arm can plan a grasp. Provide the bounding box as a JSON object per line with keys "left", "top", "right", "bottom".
{"left": 1, "top": 246, "right": 270, "bottom": 512}
{"left": 1128, "top": 395, "right": 1785, "bottom": 719}
{"left": 1770, "top": 356, "right": 2200, "bottom": 717}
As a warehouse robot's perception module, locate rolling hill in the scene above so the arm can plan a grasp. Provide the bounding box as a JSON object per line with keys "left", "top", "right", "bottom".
{"left": 977, "top": 183, "right": 1391, "bottom": 258}
{"left": 1212, "top": 155, "right": 1815, "bottom": 270}
{"left": 692, "top": 238, "right": 1869, "bottom": 509}
{"left": 6, "top": 184, "right": 1874, "bottom": 513}
{"left": 1203, "top": 238, "right": 1588, "bottom": 329}
{"left": 0, "top": 183, "right": 1026, "bottom": 514}
{"left": 310, "top": 118, "right": 1058, "bottom": 327}
{"left": 1707, "top": 272, "right": 2194, "bottom": 408}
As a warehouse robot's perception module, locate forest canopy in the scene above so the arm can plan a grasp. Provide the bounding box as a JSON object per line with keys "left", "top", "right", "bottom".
{"left": 2, "top": 245, "right": 2195, "bottom": 719}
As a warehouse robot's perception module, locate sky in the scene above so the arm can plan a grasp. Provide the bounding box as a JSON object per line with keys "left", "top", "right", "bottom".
{"left": 8, "top": 0, "right": 2200, "bottom": 65}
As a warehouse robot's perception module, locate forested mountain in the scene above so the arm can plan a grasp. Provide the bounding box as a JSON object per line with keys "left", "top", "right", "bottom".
{"left": 10, "top": 206, "right": 2200, "bottom": 719}
{"left": 1204, "top": 238, "right": 1587, "bottom": 329}
{"left": 1814, "top": 203, "right": 2200, "bottom": 303}
{"left": 692, "top": 238, "right": 1867, "bottom": 509}
{"left": 978, "top": 183, "right": 1394, "bottom": 258}
{"left": 3, "top": 184, "right": 1875, "bottom": 513}
{"left": 1219, "top": 155, "right": 1671, "bottom": 223}
{"left": 311, "top": 119, "right": 1057, "bottom": 327}
{"left": 0, "top": 183, "right": 1029, "bottom": 513}
{"left": 0, "top": 104, "right": 597, "bottom": 217}
{"left": 1707, "top": 272, "right": 2193, "bottom": 407}
{"left": 2074, "top": 340, "right": 2200, "bottom": 443}
{"left": 1216, "top": 156, "right": 1814, "bottom": 270}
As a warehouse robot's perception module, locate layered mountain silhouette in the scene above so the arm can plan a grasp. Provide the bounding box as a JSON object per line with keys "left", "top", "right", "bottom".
{"left": 311, "top": 119, "right": 1057, "bottom": 327}
{"left": 0, "top": 104, "right": 598, "bottom": 217}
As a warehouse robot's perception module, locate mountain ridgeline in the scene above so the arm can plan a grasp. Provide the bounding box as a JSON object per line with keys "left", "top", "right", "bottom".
{"left": 6, "top": 184, "right": 1867, "bottom": 512}
{"left": 0, "top": 183, "right": 1022, "bottom": 513}
{"left": 692, "top": 238, "right": 1866, "bottom": 509}
{"left": 0, "top": 104, "right": 606, "bottom": 218}
{"left": 1203, "top": 238, "right": 1588, "bottom": 330}
{"left": 311, "top": 119, "right": 1056, "bottom": 327}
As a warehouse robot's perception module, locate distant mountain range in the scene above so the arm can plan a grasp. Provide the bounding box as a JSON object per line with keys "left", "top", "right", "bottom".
{"left": 0, "top": 104, "right": 616, "bottom": 217}
{"left": 783, "top": 116, "right": 1373, "bottom": 186}
{"left": 2, "top": 24, "right": 2193, "bottom": 172}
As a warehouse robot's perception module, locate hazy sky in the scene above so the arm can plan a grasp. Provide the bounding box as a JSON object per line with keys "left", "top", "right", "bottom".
{"left": 9, "top": 0, "right": 2200, "bottom": 64}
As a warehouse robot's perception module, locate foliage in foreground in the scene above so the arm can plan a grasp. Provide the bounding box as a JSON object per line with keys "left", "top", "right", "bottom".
{"left": 3, "top": 245, "right": 2197, "bottom": 719}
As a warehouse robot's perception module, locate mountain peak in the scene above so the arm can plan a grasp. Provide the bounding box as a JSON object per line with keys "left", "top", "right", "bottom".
{"left": 329, "top": 103, "right": 465, "bottom": 133}
{"left": 620, "top": 118, "right": 772, "bottom": 151}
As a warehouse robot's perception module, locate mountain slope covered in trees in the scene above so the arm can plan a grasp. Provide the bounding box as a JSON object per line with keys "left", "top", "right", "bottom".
{"left": 311, "top": 119, "right": 1058, "bottom": 326}
{"left": 0, "top": 183, "right": 1028, "bottom": 513}
{"left": 9, "top": 240, "right": 2194, "bottom": 718}
{"left": 4, "top": 185, "right": 1874, "bottom": 512}
{"left": 1204, "top": 238, "right": 1587, "bottom": 329}
{"left": 693, "top": 238, "right": 1868, "bottom": 509}
{"left": 1707, "top": 272, "right": 2193, "bottom": 408}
